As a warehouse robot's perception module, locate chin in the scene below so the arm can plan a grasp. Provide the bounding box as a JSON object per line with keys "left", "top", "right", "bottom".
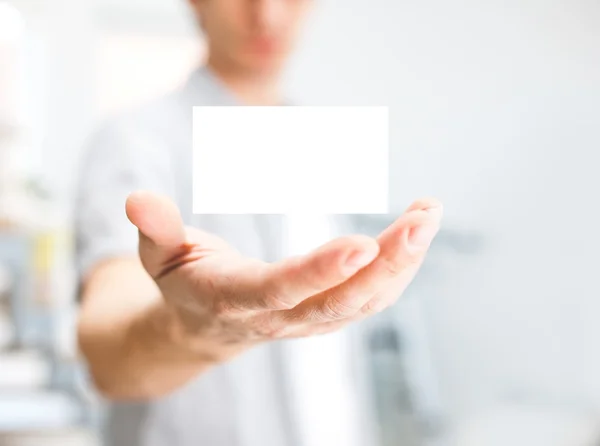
{"left": 240, "top": 53, "right": 287, "bottom": 76}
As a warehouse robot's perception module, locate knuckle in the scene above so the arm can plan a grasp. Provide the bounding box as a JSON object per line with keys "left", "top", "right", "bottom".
{"left": 381, "top": 260, "right": 403, "bottom": 276}
{"left": 250, "top": 314, "right": 290, "bottom": 340}
{"left": 308, "top": 262, "right": 332, "bottom": 290}
{"left": 264, "top": 322, "right": 292, "bottom": 339}
{"left": 403, "top": 250, "right": 424, "bottom": 268}
{"left": 361, "top": 297, "right": 389, "bottom": 316}
{"left": 361, "top": 300, "right": 379, "bottom": 316}
{"left": 380, "top": 254, "right": 420, "bottom": 277}
{"left": 321, "top": 295, "right": 356, "bottom": 320}
{"left": 262, "top": 290, "right": 294, "bottom": 311}
{"left": 293, "top": 305, "right": 323, "bottom": 323}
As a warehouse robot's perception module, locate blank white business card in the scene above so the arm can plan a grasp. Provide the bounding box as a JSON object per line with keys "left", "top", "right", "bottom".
{"left": 193, "top": 106, "right": 388, "bottom": 214}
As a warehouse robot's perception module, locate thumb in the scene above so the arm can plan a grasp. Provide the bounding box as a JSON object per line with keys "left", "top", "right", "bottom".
{"left": 125, "top": 190, "right": 188, "bottom": 277}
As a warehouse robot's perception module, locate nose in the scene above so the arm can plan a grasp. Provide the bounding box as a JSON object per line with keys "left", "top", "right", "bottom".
{"left": 252, "top": 0, "right": 285, "bottom": 32}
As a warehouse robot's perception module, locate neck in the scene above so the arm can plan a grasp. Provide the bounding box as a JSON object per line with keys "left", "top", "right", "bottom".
{"left": 206, "top": 53, "right": 283, "bottom": 106}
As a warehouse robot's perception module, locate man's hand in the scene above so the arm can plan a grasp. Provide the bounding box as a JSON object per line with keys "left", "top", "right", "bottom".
{"left": 125, "top": 191, "right": 442, "bottom": 356}
{"left": 79, "top": 190, "right": 441, "bottom": 399}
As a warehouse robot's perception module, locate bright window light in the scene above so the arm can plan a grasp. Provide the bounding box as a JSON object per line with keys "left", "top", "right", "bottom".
{"left": 0, "top": 1, "right": 24, "bottom": 43}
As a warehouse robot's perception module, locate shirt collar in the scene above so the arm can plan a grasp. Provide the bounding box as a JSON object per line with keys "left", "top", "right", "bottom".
{"left": 184, "top": 65, "right": 240, "bottom": 106}
{"left": 184, "top": 65, "right": 292, "bottom": 107}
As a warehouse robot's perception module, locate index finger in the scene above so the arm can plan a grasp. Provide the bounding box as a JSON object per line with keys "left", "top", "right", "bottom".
{"left": 247, "top": 234, "right": 380, "bottom": 311}
{"left": 287, "top": 200, "right": 442, "bottom": 321}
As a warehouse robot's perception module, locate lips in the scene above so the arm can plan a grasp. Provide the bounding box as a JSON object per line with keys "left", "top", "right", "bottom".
{"left": 248, "top": 37, "right": 278, "bottom": 54}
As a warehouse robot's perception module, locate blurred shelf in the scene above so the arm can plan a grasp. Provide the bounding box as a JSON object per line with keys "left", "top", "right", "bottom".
{"left": 0, "top": 233, "right": 33, "bottom": 348}
{"left": 0, "top": 391, "right": 81, "bottom": 432}
{"left": 0, "top": 263, "right": 12, "bottom": 296}
{"left": 0, "top": 230, "right": 99, "bottom": 435}
{"left": 0, "top": 350, "right": 51, "bottom": 390}
{"left": 0, "top": 311, "right": 13, "bottom": 349}
{"left": 0, "top": 429, "right": 100, "bottom": 446}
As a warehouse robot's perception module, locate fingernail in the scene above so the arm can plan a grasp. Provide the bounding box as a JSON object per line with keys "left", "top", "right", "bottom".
{"left": 426, "top": 204, "right": 443, "bottom": 219}
{"left": 343, "top": 250, "right": 377, "bottom": 275}
{"left": 408, "top": 222, "right": 440, "bottom": 249}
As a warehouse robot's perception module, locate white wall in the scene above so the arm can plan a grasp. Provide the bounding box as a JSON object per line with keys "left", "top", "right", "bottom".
{"left": 286, "top": 0, "right": 600, "bottom": 422}
{"left": 13, "top": 0, "right": 196, "bottom": 188}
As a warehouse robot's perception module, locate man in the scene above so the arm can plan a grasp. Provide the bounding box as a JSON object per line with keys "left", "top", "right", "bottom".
{"left": 75, "top": 0, "right": 443, "bottom": 445}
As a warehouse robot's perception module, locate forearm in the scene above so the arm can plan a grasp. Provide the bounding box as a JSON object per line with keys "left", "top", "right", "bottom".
{"left": 79, "top": 300, "right": 208, "bottom": 400}
{"left": 77, "top": 258, "right": 244, "bottom": 400}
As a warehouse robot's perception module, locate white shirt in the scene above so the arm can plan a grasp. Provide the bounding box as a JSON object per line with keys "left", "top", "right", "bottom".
{"left": 282, "top": 214, "right": 364, "bottom": 446}
{"left": 75, "top": 67, "right": 377, "bottom": 446}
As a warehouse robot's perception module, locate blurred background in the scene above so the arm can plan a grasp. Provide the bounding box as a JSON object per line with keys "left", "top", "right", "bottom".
{"left": 1, "top": 0, "right": 600, "bottom": 445}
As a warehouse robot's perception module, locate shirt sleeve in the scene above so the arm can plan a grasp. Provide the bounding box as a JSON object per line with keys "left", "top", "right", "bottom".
{"left": 74, "top": 117, "right": 176, "bottom": 287}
